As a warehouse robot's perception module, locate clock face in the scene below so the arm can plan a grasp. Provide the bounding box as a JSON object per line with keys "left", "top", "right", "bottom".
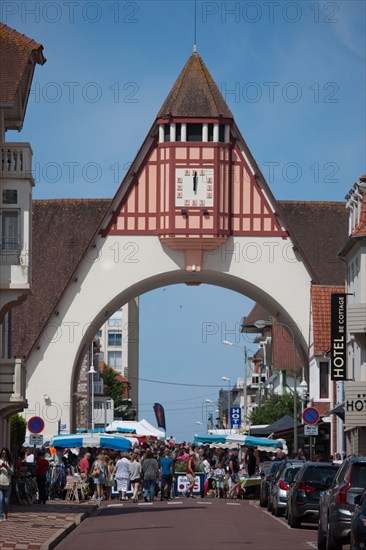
{"left": 175, "top": 168, "right": 214, "bottom": 208}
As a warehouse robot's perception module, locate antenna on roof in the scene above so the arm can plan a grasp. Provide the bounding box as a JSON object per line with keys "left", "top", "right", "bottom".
{"left": 193, "top": 0, "right": 197, "bottom": 53}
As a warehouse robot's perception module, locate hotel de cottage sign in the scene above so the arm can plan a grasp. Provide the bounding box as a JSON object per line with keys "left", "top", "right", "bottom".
{"left": 345, "top": 381, "right": 366, "bottom": 428}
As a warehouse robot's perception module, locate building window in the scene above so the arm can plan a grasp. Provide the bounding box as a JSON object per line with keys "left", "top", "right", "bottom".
{"left": 108, "top": 332, "right": 122, "bottom": 347}
{"left": 187, "top": 123, "right": 203, "bottom": 142}
{"left": 108, "top": 350, "right": 122, "bottom": 370}
{"left": 176, "top": 123, "right": 181, "bottom": 142}
{"left": 2, "top": 190, "right": 18, "bottom": 204}
{"left": 164, "top": 124, "right": 170, "bottom": 142}
{"left": 1, "top": 210, "right": 20, "bottom": 251}
{"left": 219, "top": 124, "right": 225, "bottom": 142}
{"left": 319, "top": 361, "right": 329, "bottom": 398}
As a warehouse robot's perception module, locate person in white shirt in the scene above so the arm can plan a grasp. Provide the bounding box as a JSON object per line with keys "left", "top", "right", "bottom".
{"left": 114, "top": 452, "right": 131, "bottom": 500}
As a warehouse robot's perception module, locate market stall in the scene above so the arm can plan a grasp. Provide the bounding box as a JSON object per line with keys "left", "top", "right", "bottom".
{"left": 51, "top": 433, "right": 132, "bottom": 451}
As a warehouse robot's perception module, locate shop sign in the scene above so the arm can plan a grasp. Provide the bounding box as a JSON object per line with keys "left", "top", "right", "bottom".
{"left": 345, "top": 381, "right": 366, "bottom": 428}
{"left": 330, "top": 293, "right": 347, "bottom": 380}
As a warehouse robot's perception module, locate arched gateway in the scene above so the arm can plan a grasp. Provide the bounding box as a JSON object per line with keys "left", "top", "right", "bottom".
{"left": 25, "top": 52, "right": 317, "bottom": 438}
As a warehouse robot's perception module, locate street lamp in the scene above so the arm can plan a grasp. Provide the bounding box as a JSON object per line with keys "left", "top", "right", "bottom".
{"left": 299, "top": 370, "right": 308, "bottom": 422}
{"left": 222, "top": 340, "right": 252, "bottom": 430}
{"left": 201, "top": 399, "right": 214, "bottom": 422}
{"left": 88, "top": 342, "right": 97, "bottom": 434}
{"left": 254, "top": 319, "right": 299, "bottom": 453}
{"left": 221, "top": 376, "right": 231, "bottom": 432}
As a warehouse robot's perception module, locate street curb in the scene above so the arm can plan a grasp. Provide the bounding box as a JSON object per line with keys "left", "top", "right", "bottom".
{"left": 40, "top": 506, "right": 98, "bottom": 550}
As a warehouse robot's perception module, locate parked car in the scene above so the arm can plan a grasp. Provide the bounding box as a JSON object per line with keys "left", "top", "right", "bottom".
{"left": 350, "top": 490, "right": 366, "bottom": 550}
{"left": 317, "top": 456, "right": 366, "bottom": 550}
{"left": 259, "top": 460, "right": 284, "bottom": 508}
{"left": 287, "top": 461, "right": 339, "bottom": 528}
{"left": 270, "top": 461, "right": 303, "bottom": 517}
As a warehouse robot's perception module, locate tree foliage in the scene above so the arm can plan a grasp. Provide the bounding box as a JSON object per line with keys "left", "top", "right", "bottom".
{"left": 249, "top": 392, "right": 301, "bottom": 426}
{"left": 10, "top": 414, "right": 27, "bottom": 456}
{"left": 102, "top": 365, "right": 134, "bottom": 419}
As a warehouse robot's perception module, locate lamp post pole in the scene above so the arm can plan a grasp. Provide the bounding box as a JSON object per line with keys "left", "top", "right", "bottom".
{"left": 222, "top": 341, "right": 252, "bottom": 431}
{"left": 221, "top": 376, "right": 231, "bottom": 432}
{"left": 254, "top": 320, "right": 298, "bottom": 454}
{"left": 88, "top": 342, "right": 96, "bottom": 434}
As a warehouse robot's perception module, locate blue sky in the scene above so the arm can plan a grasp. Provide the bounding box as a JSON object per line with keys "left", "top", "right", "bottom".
{"left": 4, "top": 0, "right": 365, "bottom": 441}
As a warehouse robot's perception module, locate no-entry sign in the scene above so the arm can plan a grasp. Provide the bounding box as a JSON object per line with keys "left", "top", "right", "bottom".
{"left": 28, "top": 416, "right": 45, "bottom": 434}
{"left": 302, "top": 407, "right": 320, "bottom": 425}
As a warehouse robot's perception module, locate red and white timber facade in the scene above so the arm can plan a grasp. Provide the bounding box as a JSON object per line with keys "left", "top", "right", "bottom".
{"left": 24, "top": 52, "right": 314, "bottom": 438}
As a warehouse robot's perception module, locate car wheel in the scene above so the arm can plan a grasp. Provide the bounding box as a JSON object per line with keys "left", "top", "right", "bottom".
{"left": 274, "top": 505, "right": 283, "bottom": 517}
{"left": 289, "top": 510, "right": 301, "bottom": 528}
{"left": 317, "top": 523, "right": 327, "bottom": 550}
{"left": 267, "top": 497, "right": 273, "bottom": 512}
{"left": 325, "top": 520, "right": 342, "bottom": 550}
{"left": 259, "top": 496, "right": 267, "bottom": 508}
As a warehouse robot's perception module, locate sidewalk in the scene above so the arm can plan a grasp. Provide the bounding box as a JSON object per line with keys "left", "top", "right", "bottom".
{"left": 0, "top": 501, "right": 98, "bottom": 550}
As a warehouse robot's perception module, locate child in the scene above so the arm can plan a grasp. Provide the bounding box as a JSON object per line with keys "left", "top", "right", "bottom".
{"left": 213, "top": 462, "right": 226, "bottom": 499}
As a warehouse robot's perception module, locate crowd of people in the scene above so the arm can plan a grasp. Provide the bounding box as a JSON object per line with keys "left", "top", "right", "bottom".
{"left": 1, "top": 440, "right": 330, "bottom": 520}
{"left": 47, "top": 441, "right": 268, "bottom": 504}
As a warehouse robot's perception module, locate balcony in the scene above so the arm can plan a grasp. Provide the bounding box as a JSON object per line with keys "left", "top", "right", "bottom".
{"left": 0, "top": 358, "right": 27, "bottom": 408}
{"left": 0, "top": 143, "right": 33, "bottom": 182}
{"left": 347, "top": 304, "right": 366, "bottom": 333}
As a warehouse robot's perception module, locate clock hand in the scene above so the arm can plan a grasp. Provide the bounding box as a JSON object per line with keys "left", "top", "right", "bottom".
{"left": 193, "top": 171, "right": 198, "bottom": 193}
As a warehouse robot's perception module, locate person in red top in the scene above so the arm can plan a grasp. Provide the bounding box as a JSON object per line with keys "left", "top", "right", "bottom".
{"left": 35, "top": 451, "right": 49, "bottom": 504}
{"left": 183, "top": 451, "right": 196, "bottom": 498}
{"left": 78, "top": 452, "right": 91, "bottom": 478}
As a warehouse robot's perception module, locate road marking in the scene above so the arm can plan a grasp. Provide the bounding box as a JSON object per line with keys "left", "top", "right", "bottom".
{"left": 196, "top": 501, "right": 212, "bottom": 504}
{"left": 305, "top": 543, "right": 317, "bottom": 549}
{"left": 263, "top": 510, "right": 292, "bottom": 529}
{"left": 226, "top": 502, "right": 241, "bottom": 506}
{"left": 138, "top": 502, "right": 153, "bottom": 506}
{"left": 167, "top": 501, "right": 183, "bottom": 505}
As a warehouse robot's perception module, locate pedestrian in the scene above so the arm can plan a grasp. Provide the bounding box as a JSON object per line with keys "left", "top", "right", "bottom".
{"left": 35, "top": 450, "right": 49, "bottom": 504}
{"left": 91, "top": 453, "right": 106, "bottom": 502}
{"left": 228, "top": 449, "right": 241, "bottom": 499}
{"left": 114, "top": 452, "right": 131, "bottom": 501}
{"left": 0, "top": 447, "right": 14, "bottom": 521}
{"left": 159, "top": 449, "right": 174, "bottom": 501}
{"left": 183, "top": 451, "right": 196, "bottom": 498}
{"left": 104, "top": 456, "right": 115, "bottom": 501}
{"left": 213, "top": 462, "right": 226, "bottom": 499}
{"left": 142, "top": 450, "right": 159, "bottom": 502}
{"left": 129, "top": 453, "right": 142, "bottom": 503}
{"left": 333, "top": 452, "right": 343, "bottom": 464}
{"left": 243, "top": 448, "right": 257, "bottom": 497}
{"left": 78, "top": 452, "right": 91, "bottom": 479}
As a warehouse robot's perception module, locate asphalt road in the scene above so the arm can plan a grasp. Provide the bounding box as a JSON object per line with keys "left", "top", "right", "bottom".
{"left": 55, "top": 498, "right": 326, "bottom": 550}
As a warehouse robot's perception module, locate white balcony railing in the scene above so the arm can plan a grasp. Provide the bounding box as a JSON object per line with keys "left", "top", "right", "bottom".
{"left": 0, "top": 143, "right": 33, "bottom": 177}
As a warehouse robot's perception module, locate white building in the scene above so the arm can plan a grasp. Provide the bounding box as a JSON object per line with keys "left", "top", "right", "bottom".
{"left": 339, "top": 175, "right": 366, "bottom": 455}
{"left": 0, "top": 24, "right": 45, "bottom": 448}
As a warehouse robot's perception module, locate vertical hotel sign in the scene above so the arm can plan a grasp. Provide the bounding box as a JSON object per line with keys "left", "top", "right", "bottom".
{"left": 330, "top": 293, "right": 347, "bottom": 380}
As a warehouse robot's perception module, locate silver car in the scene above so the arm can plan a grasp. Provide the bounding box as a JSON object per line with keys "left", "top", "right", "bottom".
{"left": 271, "top": 462, "right": 303, "bottom": 517}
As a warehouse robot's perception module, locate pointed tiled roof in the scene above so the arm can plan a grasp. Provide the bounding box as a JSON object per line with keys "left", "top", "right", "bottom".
{"left": 157, "top": 52, "right": 233, "bottom": 119}
{"left": 0, "top": 23, "right": 46, "bottom": 105}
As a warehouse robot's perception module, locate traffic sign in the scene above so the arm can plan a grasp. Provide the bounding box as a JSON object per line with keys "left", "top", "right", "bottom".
{"left": 304, "top": 425, "right": 319, "bottom": 436}
{"left": 303, "top": 407, "right": 320, "bottom": 425}
{"left": 28, "top": 416, "right": 45, "bottom": 434}
{"left": 29, "top": 434, "right": 43, "bottom": 446}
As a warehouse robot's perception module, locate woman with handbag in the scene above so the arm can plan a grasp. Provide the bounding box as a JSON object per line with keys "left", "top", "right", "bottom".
{"left": 91, "top": 453, "right": 106, "bottom": 502}
{"left": 0, "top": 447, "right": 14, "bottom": 521}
